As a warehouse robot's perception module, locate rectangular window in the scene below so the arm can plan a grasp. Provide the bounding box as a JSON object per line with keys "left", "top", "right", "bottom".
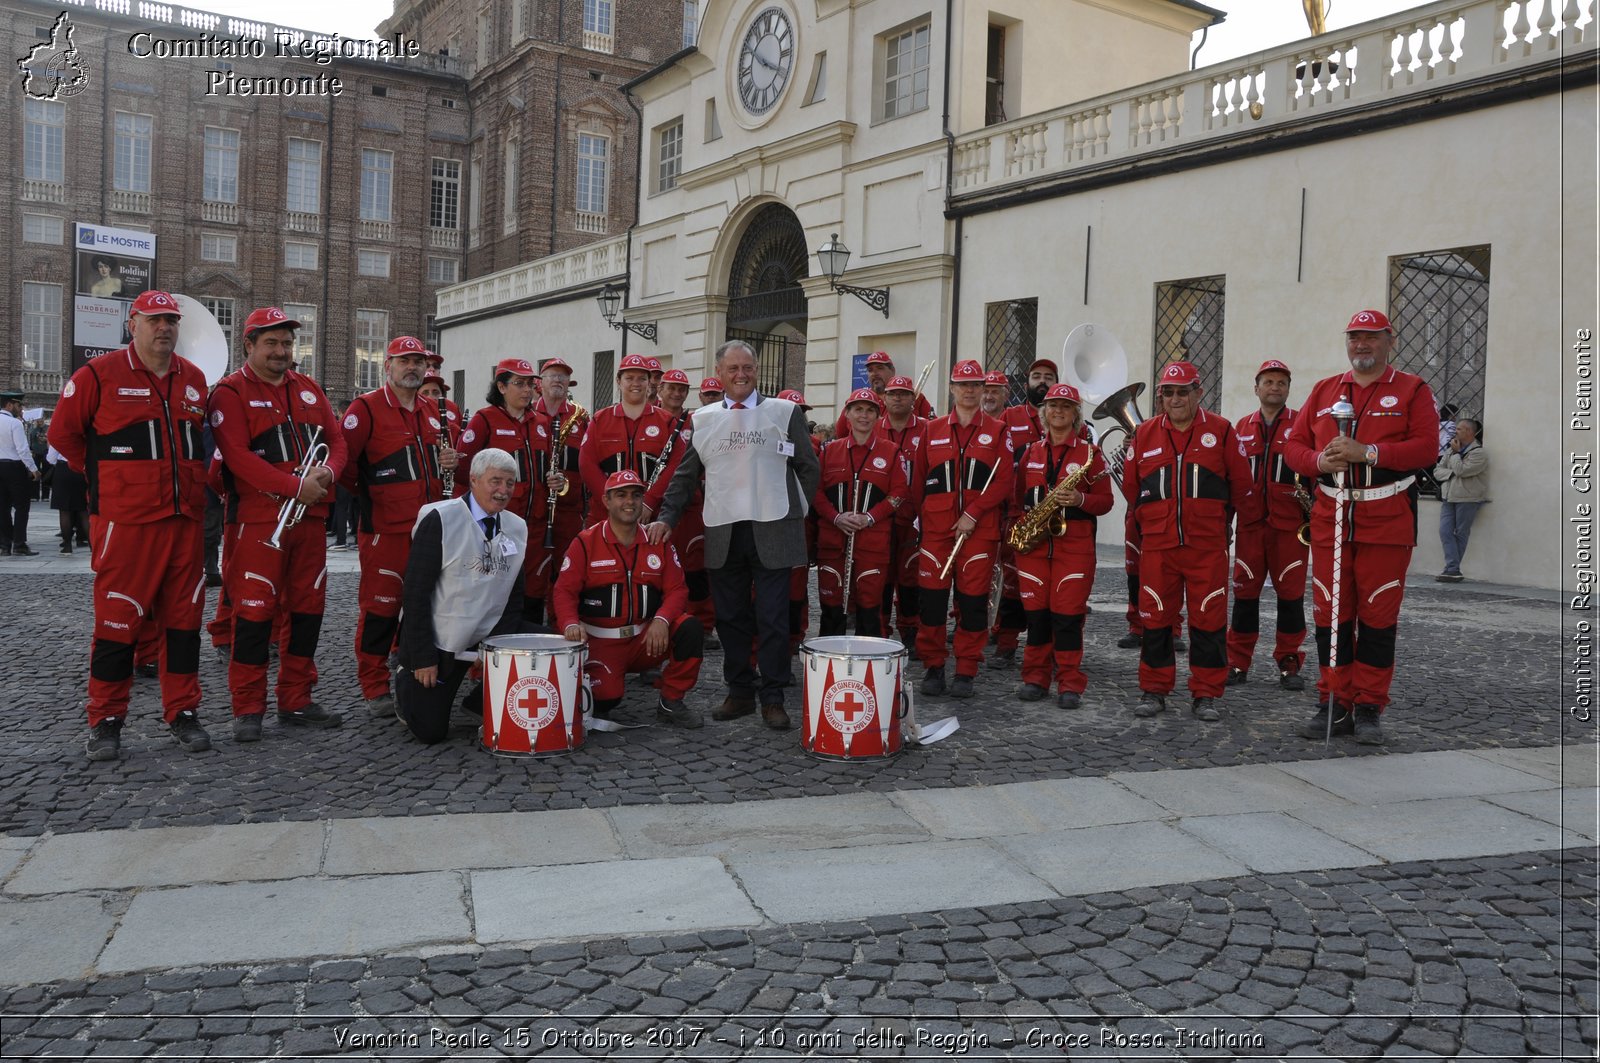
{"left": 655, "top": 120, "right": 683, "bottom": 193}
{"left": 430, "top": 158, "right": 461, "bottom": 230}
{"left": 23, "top": 99, "right": 64, "bottom": 183}
{"left": 502, "top": 137, "right": 519, "bottom": 234}
{"left": 576, "top": 134, "right": 608, "bottom": 215}
{"left": 360, "top": 148, "right": 394, "bottom": 222}
{"left": 584, "top": 0, "right": 613, "bottom": 36}
{"left": 203, "top": 126, "right": 240, "bottom": 204}
{"left": 469, "top": 155, "right": 484, "bottom": 243}
{"left": 682, "top": 0, "right": 699, "bottom": 48}
{"left": 982, "top": 298, "right": 1037, "bottom": 406}
{"left": 1153, "top": 276, "right": 1225, "bottom": 413}
{"left": 427, "top": 257, "right": 460, "bottom": 284}
{"left": 592, "top": 350, "right": 614, "bottom": 408}
{"left": 200, "top": 233, "right": 237, "bottom": 263}
{"left": 285, "top": 241, "right": 319, "bottom": 270}
{"left": 355, "top": 310, "right": 389, "bottom": 391}
{"left": 22, "top": 282, "right": 62, "bottom": 374}
{"left": 426, "top": 314, "right": 440, "bottom": 353}
{"left": 286, "top": 138, "right": 322, "bottom": 213}
{"left": 200, "top": 297, "right": 235, "bottom": 359}
{"left": 113, "top": 112, "right": 153, "bottom": 193}
{"left": 23, "top": 213, "right": 63, "bottom": 244}
{"left": 881, "top": 21, "right": 931, "bottom": 120}
{"left": 283, "top": 303, "right": 317, "bottom": 378}
{"left": 358, "top": 249, "right": 392, "bottom": 277}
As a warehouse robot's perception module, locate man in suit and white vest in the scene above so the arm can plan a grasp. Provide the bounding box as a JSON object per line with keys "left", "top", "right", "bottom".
{"left": 647, "top": 340, "right": 821, "bottom": 730}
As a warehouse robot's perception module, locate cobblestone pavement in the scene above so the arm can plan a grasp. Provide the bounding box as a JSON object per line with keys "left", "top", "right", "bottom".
{"left": 0, "top": 850, "right": 1592, "bottom": 1060}
{"left": 0, "top": 566, "right": 1570, "bottom": 838}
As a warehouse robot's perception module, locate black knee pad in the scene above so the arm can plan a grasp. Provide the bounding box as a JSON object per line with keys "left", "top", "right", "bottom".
{"left": 1141, "top": 626, "right": 1173, "bottom": 668}
{"left": 1024, "top": 608, "right": 1052, "bottom": 647}
{"left": 1190, "top": 626, "right": 1227, "bottom": 669}
{"left": 955, "top": 593, "right": 988, "bottom": 632}
{"left": 360, "top": 611, "right": 398, "bottom": 657}
{"left": 1052, "top": 612, "right": 1085, "bottom": 653}
{"left": 286, "top": 612, "right": 322, "bottom": 659}
{"left": 1355, "top": 622, "right": 1397, "bottom": 669}
{"left": 1317, "top": 620, "right": 1355, "bottom": 665}
{"left": 685, "top": 569, "right": 709, "bottom": 600}
{"left": 1276, "top": 596, "right": 1306, "bottom": 635}
{"left": 919, "top": 588, "right": 951, "bottom": 629}
{"left": 522, "top": 596, "right": 545, "bottom": 626}
{"left": 854, "top": 607, "right": 883, "bottom": 638}
{"left": 819, "top": 605, "right": 847, "bottom": 637}
{"left": 90, "top": 638, "right": 135, "bottom": 683}
{"left": 164, "top": 628, "right": 200, "bottom": 675}
{"left": 234, "top": 617, "right": 273, "bottom": 667}
{"left": 1231, "top": 596, "right": 1260, "bottom": 635}
{"left": 1125, "top": 570, "right": 1139, "bottom": 605}
{"left": 996, "top": 595, "right": 1025, "bottom": 629}
{"left": 671, "top": 620, "right": 704, "bottom": 660}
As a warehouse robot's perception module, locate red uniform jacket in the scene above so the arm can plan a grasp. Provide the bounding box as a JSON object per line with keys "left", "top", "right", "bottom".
{"left": 1018, "top": 436, "right": 1115, "bottom": 545}
{"left": 814, "top": 435, "right": 910, "bottom": 529}
{"left": 551, "top": 521, "right": 688, "bottom": 634}
{"left": 875, "top": 414, "right": 926, "bottom": 526}
{"left": 209, "top": 364, "right": 348, "bottom": 524}
{"left": 1235, "top": 406, "right": 1307, "bottom": 534}
{"left": 832, "top": 391, "right": 934, "bottom": 439}
{"left": 1001, "top": 404, "right": 1044, "bottom": 456}
{"left": 912, "top": 411, "right": 1015, "bottom": 535}
{"left": 1124, "top": 409, "right": 1259, "bottom": 551}
{"left": 458, "top": 404, "right": 541, "bottom": 521}
{"left": 49, "top": 345, "right": 208, "bottom": 523}
{"left": 1281, "top": 367, "right": 1439, "bottom": 546}
{"left": 578, "top": 404, "right": 677, "bottom": 522}
{"left": 340, "top": 385, "right": 447, "bottom": 534}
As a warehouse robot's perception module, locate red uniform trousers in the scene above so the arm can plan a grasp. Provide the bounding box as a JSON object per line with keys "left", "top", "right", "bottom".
{"left": 880, "top": 518, "right": 921, "bottom": 640}
{"left": 584, "top": 615, "right": 703, "bottom": 702}
{"left": 1310, "top": 540, "right": 1411, "bottom": 711}
{"left": 672, "top": 504, "right": 715, "bottom": 632}
{"left": 1138, "top": 544, "right": 1229, "bottom": 698}
{"left": 916, "top": 531, "right": 999, "bottom": 675}
{"left": 990, "top": 535, "right": 1025, "bottom": 652}
{"left": 1226, "top": 522, "right": 1309, "bottom": 674}
{"left": 1016, "top": 541, "right": 1096, "bottom": 694}
{"left": 525, "top": 503, "right": 584, "bottom": 605}
{"left": 86, "top": 514, "right": 205, "bottom": 726}
{"left": 1125, "top": 519, "right": 1183, "bottom": 637}
{"left": 225, "top": 520, "right": 327, "bottom": 715}
{"left": 134, "top": 618, "right": 161, "bottom": 668}
{"left": 355, "top": 531, "right": 411, "bottom": 699}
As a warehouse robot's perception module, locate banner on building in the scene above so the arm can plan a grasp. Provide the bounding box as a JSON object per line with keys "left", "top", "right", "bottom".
{"left": 73, "top": 222, "right": 156, "bottom": 370}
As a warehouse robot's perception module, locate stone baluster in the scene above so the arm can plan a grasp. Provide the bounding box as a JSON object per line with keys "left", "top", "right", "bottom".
{"left": 1510, "top": 0, "right": 1533, "bottom": 57}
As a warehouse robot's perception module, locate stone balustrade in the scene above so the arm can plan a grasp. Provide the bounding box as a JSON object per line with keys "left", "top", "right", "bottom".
{"left": 437, "top": 236, "right": 627, "bottom": 319}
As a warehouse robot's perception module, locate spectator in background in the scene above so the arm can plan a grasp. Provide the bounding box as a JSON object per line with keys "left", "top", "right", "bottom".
{"left": 1437, "top": 402, "right": 1459, "bottom": 455}
{"left": 1433, "top": 417, "right": 1488, "bottom": 583}
{"left": 0, "top": 391, "right": 39, "bottom": 555}
{"left": 47, "top": 444, "right": 89, "bottom": 554}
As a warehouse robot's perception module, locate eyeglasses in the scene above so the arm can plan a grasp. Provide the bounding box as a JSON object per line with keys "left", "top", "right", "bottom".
{"left": 1157, "top": 386, "right": 1195, "bottom": 398}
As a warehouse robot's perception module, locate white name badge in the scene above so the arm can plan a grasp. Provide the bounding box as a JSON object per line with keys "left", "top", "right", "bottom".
{"left": 777, "top": 440, "right": 795, "bottom": 457}
{"left": 499, "top": 537, "right": 519, "bottom": 556}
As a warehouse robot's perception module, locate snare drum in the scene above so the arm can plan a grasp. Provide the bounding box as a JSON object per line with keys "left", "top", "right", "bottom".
{"left": 799, "top": 635, "right": 908, "bottom": 760}
{"left": 482, "top": 634, "right": 589, "bottom": 758}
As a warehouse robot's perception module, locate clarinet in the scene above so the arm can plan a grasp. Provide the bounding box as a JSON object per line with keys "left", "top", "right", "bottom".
{"left": 645, "top": 409, "right": 690, "bottom": 491}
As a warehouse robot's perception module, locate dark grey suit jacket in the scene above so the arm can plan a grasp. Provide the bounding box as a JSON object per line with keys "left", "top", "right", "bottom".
{"left": 657, "top": 397, "right": 821, "bottom": 569}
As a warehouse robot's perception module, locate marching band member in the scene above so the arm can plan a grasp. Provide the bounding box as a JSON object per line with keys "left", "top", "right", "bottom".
{"left": 49, "top": 291, "right": 213, "bottom": 760}
{"left": 340, "top": 335, "right": 455, "bottom": 715}
{"left": 1282, "top": 310, "right": 1439, "bottom": 746}
{"left": 992, "top": 358, "right": 1058, "bottom": 666}
{"left": 815, "top": 388, "right": 909, "bottom": 637}
{"left": 644, "top": 356, "right": 665, "bottom": 407}
{"left": 1124, "top": 361, "right": 1258, "bottom": 721}
{"left": 656, "top": 370, "right": 713, "bottom": 633}
{"left": 554, "top": 470, "right": 705, "bottom": 728}
{"left": 778, "top": 388, "right": 821, "bottom": 650}
{"left": 875, "top": 376, "right": 927, "bottom": 646}
{"left": 526, "top": 357, "right": 589, "bottom": 626}
{"left": 698, "top": 377, "right": 724, "bottom": 407}
{"left": 1225, "top": 359, "right": 1310, "bottom": 691}
{"left": 981, "top": 371, "right": 1009, "bottom": 417}
{"left": 831, "top": 351, "right": 933, "bottom": 437}
{"left": 579, "top": 354, "right": 677, "bottom": 525}
{"left": 1013, "top": 384, "right": 1113, "bottom": 709}
{"left": 419, "top": 369, "right": 461, "bottom": 447}
{"left": 395, "top": 448, "right": 527, "bottom": 744}
{"left": 912, "top": 359, "right": 1014, "bottom": 698}
{"left": 1119, "top": 387, "right": 1186, "bottom": 654}
{"left": 208, "top": 307, "right": 348, "bottom": 740}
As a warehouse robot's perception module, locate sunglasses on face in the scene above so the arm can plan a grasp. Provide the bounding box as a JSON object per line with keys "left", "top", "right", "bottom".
{"left": 1158, "top": 386, "right": 1195, "bottom": 398}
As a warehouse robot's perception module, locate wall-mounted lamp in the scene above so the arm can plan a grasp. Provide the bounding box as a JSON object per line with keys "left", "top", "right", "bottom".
{"left": 815, "top": 233, "right": 890, "bottom": 318}
{"left": 596, "top": 283, "right": 658, "bottom": 344}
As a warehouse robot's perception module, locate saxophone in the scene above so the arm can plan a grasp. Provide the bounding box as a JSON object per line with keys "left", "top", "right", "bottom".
{"left": 1006, "top": 458, "right": 1104, "bottom": 554}
{"left": 542, "top": 403, "right": 588, "bottom": 549}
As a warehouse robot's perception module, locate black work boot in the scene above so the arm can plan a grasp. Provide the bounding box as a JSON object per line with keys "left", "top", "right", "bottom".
{"left": 1300, "top": 700, "right": 1354, "bottom": 739}
{"left": 920, "top": 666, "right": 946, "bottom": 696}
{"left": 1353, "top": 704, "right": 1385, "bottom": 745}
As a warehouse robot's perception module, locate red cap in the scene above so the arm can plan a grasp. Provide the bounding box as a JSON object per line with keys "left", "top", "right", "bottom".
{"left": 130, "top": 290, "right": 182, "bottom": 318}
{"left": 242, "top": 306, "right": 299, "bottom": 337}
{"left": 424, "top": 349, "right": 443, "bottom": 368}
{"left": 618, "top": 354, "right": 651, "bottom": 374}
{"left": 778, "top": 389, "right": 812, "bottom": 410}
{"left": 643, "top": 357, "right": 663, "bottom": 373}
{"left": 1345, "top": 309, "right": 1393, "bottom": 333}
{"left": 950, "top": 360, "right": 985, "bottom": 383}
{"left": 865, "top": 351, "right": 894, "bottom": 367}
{"left": 699, "top": 377, "right": 724, "bottom": 394}
{"left": 1157, "top": 361, "right": 1201, "bottom": 387}
{"left": 1042, "top": 383, "right": 1082, "bottom": 404}
{"left": 386, "top": 335, "right": 427, "bottom": 359}
{"left": 661, "top": 369, "right": 690, "bottom": 385}
{"left": 1255, "top": 358, "right": 1292, "bottom": 380}
{"left": 494, "top": 357, "right": 538, "bottom": 378}
{"left": 421, "top": 369, "right": 450, "bottom": 392}
{"left": 983, "top": 371, "right": 1009, "bottom": 387}
{"left": 541, "top": 357, "right": 574, "bottom": 376}
{"left": 1027, "top": 358, "right": 1060, "bottom": 377}
{"left": 603, "top": 470, "right": 645, "bottom": 493}
{"left": 884, "top": 375, "right": 915, "bottom": 393}
{"left": 844, "top": 387, "right": 881, "bottom": 408}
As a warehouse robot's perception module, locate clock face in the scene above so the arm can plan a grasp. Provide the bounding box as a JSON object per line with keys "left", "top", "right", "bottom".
{"left": 737, "top": 7, "right": 794, "bottom": 116}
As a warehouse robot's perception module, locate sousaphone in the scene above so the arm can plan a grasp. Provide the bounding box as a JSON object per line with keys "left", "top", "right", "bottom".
{"left": 171, "top": 294, "right": 230, "bottom": 385}
{"left": 1061, "top": 323, "right": 1146, "bottom": 486}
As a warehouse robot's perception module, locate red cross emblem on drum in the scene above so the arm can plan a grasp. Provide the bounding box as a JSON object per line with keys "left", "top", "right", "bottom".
{"left": 822, "top": 678, "right": 876, "bottom": 734}
{"left": 505, "top": 674, "right": 560, "bottom": 730}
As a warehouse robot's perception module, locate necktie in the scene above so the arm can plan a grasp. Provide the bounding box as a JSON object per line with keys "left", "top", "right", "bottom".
{"left": 483, "top": 515, "right": 498, "bottom": 540}
{"left": 733, "top": 402, "right": 746, "bottom": 410}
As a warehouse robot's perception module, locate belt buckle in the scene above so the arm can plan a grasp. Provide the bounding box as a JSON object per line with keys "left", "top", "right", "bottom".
{"left": 617, "top": 624, "right": 635, "bottom": 638}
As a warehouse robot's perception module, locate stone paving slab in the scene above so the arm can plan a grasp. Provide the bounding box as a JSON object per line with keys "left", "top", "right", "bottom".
{"left": 994, "top": 820, "right": 1251, "bottom": 895}
{"left": 1174, "top": 811, "right": 1379, "bottom": 873}
{"left": 1472, "top": 742, "right": 1599, "bottom": 787}
{"left": 1277, "top": 748, "right": 1558, "bottom": 803}
{"left": 0, "top": 895, "right": 116, "bottom": 986}
{"left": 728, "top": 840, "right": 1056, "bottom": 923}
{"left": 1109, "top": 762, "right": 1350, "bottom": 817}
{"left": 471, "top": 856, "right": 761, "bottom": 944}
{"left": 887, "top": 777, "right": 1167, "bottom": 838}
{"left": 1482, "top": 786, "right": 1600, "bottom": 841}
{"left": 607, "top": 793, "right": 926, "bottom": 857}
{"left": 0, "top": 836, "right": 33, "bottom": 886}
{"left": 95, "top": 872, "right": 468, "bottom": 973}
{"left": 323, "top": 809, "right": 617, "bottom": 875}
{"left": 1290, "top": 795, "right": 1584, "bottom": 862}
{"left": 8, "top": 821, "right": 324, "bottom": 895}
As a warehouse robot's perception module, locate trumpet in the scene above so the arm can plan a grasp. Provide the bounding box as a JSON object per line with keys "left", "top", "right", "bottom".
{"left": 265, "top": 426, "right": 330, "bottom": 550}
{"left": 543, "top": 403, "right": 587, "bottom": 549}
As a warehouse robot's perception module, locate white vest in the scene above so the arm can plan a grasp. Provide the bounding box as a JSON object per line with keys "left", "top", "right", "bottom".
{"left": 414, "top": 498, "right": 529, "bottom": 657}
{"left": 692, "top": 398, "right": 806, "bottom": 527}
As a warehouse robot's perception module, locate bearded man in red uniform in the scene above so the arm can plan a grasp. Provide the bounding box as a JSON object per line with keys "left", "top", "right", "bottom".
{"left": 341, "top": 335, "right": 456, "bottom": 714}
{"left": 208, "top": 307, "right": 348, "bottom": 740}
{"left": 1283, "top": 310, "right": 1439, "bottom": 746}
{"left": 815, "top": 388, "right": 909, "bottom": 637}
{"left": 1124, "top": 361, "right": 1259, "bottom": 722}
{"left": 913, "top": 359, "right": 1014, "bottom": 698}
{"left": 50, "top": 291, "right": 213, "bottom": 760}
{"left": 875, "top": 376, "right": 927, "bottom": 645}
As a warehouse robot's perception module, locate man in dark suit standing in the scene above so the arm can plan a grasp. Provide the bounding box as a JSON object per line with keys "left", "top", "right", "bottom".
{"left": 647, "top": 340, "right": 821, "bottom": 730}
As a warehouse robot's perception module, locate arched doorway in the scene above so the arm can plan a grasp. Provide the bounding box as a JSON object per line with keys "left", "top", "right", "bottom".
{"left": 725, "top": 202, "right": 808, "bottom": 396}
